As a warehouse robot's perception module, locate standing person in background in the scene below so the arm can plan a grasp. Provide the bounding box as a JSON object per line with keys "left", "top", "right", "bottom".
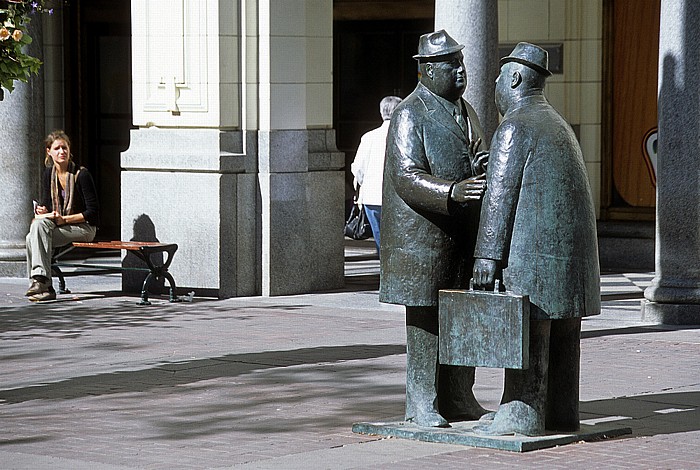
{"left": 351, "top": 95, "right": 403, "bottom": 255}
{"left": 25, "top": 130, "right": 100, "bottom": 302}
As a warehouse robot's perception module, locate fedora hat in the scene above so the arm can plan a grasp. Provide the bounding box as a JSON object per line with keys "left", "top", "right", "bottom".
{"left": 500, "top": 42, "right": 552, "bottom": 76}
{"left": 413, "top": 30, "right": 464, "bottom": 61}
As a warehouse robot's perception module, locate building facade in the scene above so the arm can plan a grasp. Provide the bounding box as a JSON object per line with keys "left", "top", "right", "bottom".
{"left": 0, "top": 0, "right": 670, "bottom": 298}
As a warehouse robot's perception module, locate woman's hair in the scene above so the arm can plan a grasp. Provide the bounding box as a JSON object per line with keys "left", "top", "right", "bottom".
{"left": 44, "top": 130, "right": 72, "bottom": 167}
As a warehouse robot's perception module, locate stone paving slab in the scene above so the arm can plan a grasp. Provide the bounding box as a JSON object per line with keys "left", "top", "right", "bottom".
{"left": 0, "top": 264, "right": 699, "bottom": 469}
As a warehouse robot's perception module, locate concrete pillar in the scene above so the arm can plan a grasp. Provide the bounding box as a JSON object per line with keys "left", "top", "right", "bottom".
{"left": 122, "top": 0, "right": 343, "bottom": 298}
{"left": 0, "top": 20, "right": 44, "bottom": 276}
{"left": 257, "top": 0, "right": 344, "bottom": 295}
{"left": 435, "top": 0, "right": 499, "bottom": 142}
{"left": 642, "top": 0, "right": 700, "bottom": 324}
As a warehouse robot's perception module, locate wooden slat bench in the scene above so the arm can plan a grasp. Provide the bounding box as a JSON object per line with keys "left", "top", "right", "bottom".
{"left": 51, "top": 241, "right": 180, "bottom": 305}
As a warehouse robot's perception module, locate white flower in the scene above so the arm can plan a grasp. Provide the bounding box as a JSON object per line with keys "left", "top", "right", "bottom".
{"left": 12, "top": 29, "right": 23, "bottom": 42}
{"left": 0, "top": 27, "right": 11, "bottom": 41}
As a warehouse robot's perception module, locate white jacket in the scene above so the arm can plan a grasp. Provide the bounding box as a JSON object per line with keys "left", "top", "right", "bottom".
{"left": 351, "top": 120, "right": 390, "bottom": 206}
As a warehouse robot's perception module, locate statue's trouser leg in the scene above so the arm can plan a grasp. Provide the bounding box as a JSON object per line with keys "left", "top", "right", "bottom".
{"left": 405, "top": 306, "right": 448, "bottom": 427}
{"left": 545, "top": 317, "right": 581, "bottom": 431}
{"left": 438, "top": 364, "right": 487, "bottom": 421}
{"left": 496, "top": 319, "right": 551, "bottom": 436}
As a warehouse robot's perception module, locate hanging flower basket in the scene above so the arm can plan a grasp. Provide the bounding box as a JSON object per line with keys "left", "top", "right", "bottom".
{"left": 0, "top": 0, "right": 53, "bottom": 99}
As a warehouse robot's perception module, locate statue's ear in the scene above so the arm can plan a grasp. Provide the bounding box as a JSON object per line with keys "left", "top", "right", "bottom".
{"left": 511, "top": 71, "right": 522, "bottom": 88}
{"left": 425, "top": 63, "right": 434, "bottom": 80}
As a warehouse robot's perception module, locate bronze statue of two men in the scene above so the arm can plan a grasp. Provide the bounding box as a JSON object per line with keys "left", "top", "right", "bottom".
{"left": 379, "top": 31, "right": 600, "bottom": 436}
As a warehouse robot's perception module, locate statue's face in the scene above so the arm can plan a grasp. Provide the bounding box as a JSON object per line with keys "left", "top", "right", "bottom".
{"left": 424, "top": 52, "right": 467, "bottom": 101}
{"left": 495, "top": 62, "right": 514, "bottom": 115}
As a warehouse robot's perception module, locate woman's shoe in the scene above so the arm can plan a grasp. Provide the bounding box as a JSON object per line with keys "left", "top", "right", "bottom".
{"left": 29, "top": 287, "right": 56, "bottom": 302}
{"left": 25, "top": 277, "right": 50, "bottom": 296}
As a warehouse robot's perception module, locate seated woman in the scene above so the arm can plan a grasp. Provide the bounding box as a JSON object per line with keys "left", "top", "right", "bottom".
{"left": 25, "top": 130, "right": 100, "bottom": 301}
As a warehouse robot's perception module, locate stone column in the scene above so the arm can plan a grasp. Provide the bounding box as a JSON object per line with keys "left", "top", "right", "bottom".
{"left": 122, "top": 0, "right": 343, "bottom": 298}
{"left": 257, "top": 0, "right": 344, "bottom": 296}
{"left": 642, "top": 0, "right": 700, "bottom": 324}
{"left": 0, "top": 20, "right": 44, "bottom": 277}
{"left": 435, "top": 0, "right": 499, "bottom": 142}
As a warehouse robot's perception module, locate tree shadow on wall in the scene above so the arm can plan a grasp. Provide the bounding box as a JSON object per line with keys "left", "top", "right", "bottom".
{"left": 122, "top": 213, "right": 165, "bottom": 294}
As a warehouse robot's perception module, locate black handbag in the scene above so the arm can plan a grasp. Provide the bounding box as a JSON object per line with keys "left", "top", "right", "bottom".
{"left": 344, "top": 200, "right": 373, "bottom": 240}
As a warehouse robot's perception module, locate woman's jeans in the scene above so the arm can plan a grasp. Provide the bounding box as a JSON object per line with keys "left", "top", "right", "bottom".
{"left": 26, "top": 218, "right": 96, "bottom": 280}
{"left": 363, "top": 204, "right": 381, "bottom": 254}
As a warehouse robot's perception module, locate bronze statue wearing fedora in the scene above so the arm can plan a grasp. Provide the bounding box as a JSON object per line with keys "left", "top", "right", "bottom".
{"left": 380, "top": 30, "right": 489, "bottom": 428}
{"left": 473, "top": 42, "right": 600, "bottom": 436}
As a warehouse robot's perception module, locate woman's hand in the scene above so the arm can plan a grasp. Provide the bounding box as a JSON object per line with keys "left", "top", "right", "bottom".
{"left": 35, "top": 205, "right": 48, "bottom": 215}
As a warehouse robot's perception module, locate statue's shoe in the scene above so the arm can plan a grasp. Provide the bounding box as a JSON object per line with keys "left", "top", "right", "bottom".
{"left": 406, "top": 410, "right": 450, "bottom": 428}
{"left": 471, "top": 402, "right": 544, "bottom": 437}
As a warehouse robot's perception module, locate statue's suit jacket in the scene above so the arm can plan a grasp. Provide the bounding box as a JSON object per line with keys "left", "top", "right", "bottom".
{"left": 475, "top": 94, "right": 600, "bottom": 320}
{"left": 380, "top": 82, "right": 486, "bottom": 307}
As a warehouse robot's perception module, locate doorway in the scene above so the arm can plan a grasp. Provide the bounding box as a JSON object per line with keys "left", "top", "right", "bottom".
{"left": 64, "top": 1, "right": 132, "bottom": 239}
{"left": 603, "top": 0, "right": 660, "bottom": 220}
{"left": 334, "top": 19, "right": 432, "bottom": 212}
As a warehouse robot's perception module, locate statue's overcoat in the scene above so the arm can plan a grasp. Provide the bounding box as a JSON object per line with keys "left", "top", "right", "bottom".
{"left": 474, "top": 95, "right": 600, "bottom": 319}
{"left": 379, "top": 82, "right": 486, "bottom": 307}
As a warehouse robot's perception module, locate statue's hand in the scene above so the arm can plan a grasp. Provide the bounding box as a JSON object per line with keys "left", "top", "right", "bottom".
{"left": 468, "top": 139, "right": 489, "bottom": 175}
{"left": 473, "top": 258, "right": 498, "bottom": 289}
{"left": 469, "top": 137, "right": 482, "bottom": 155}
{"left": 472, "top": 151, "right": 489, "bottom": 176}
{"left": 450, "top": 174, "right": 486, "bottom": 203}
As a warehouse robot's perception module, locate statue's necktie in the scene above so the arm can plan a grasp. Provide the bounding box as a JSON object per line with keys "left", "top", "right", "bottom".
{"left": 453, "top": 106, "right": 467, "bottom": 135}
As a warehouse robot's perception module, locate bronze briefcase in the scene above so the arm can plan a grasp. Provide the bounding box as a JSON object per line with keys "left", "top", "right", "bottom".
{"left": 438, "top": 280, "right": 530, "bottom": 369}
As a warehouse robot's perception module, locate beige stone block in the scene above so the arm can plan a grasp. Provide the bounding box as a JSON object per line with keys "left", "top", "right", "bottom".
{"left": 498, "top": 0, "right": 509, "bottom": 41}
{"left": 245, "top": 83, "right": 259, "bottom": 130}
{"left": 270, "top": 0, "right": 306, "bottom": 37}
{"left": 306, "top": 37, "right": 332, "bottom": 83}
{"left": 245, "top": 36, "right": 259, "bottom": 83}
{"left": 270, "top": 37, "right": 306, "bottom": 84}
{"left": 244, "top": 0, "right": 258, "bottom": 36}
{"left": 580, "top": 0, "right": 602, "bottom": 40}
{"left": 580, "top": 124, "right": 602, "bottom": 163}
{"left": 564, "top": 82, "right": 581, "bottom": 124}
{"left": 563, "top": 40, "right": 581, "bottom": 82}
{"left": 508, "top": 0, "right": 550, "bottom": 41}
{"left": 549, "top": 0, "right": 567, "bottom": 40}
{"left": 220, "top": 83, "right": 241, "bottom": 129}
{"left": 270, "top": 84, "right": 306, "bottom": 129}
{"left": 579, "top": 81, "right": 601, "bottom": 124}
{"left": 306, "top": 83, "right": 332, "bottom": 127}
{"left": 218, "top": 0, "right": 239, "bottom": 37}
{"left": 220, "top": 35, "right": 241, "bottom": 84}
{"left": 545, "top": 82, "right": 565, "bottom": 113}
{"left": 581, "top": 39, "right": 602, "bottom": 82}
{"left": 307, "top": 0, "right": 332, "bottom": 37}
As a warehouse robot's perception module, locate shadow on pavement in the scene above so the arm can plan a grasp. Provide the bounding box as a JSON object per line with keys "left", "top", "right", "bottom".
{"left": 581, "top": 391, "right": 700, "bottom": 437}
{"left": 0, "top": 343, "right": 406, "bottom": 405}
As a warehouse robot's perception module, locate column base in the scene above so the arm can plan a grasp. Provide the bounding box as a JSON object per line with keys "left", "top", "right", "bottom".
{"left": 641, "top": 300, "right": 700, "bottom": 325}
{"left": 0, "top": 261, "right": 26, "bottom": 277}
{"left": 0, "top": 247, "right": 26, "bottom": 277}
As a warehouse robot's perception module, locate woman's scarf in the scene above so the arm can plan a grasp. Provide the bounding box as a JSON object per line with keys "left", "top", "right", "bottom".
{"left": 50, "top": 161, "right": 82, "bottom": 216}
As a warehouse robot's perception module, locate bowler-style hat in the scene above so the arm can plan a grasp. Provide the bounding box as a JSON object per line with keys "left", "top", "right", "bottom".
{"left": 413, "top": 30, "right": 464, "bottom": 61}
{"left": 500, "top": 42, "right": 552, "bottom": 76}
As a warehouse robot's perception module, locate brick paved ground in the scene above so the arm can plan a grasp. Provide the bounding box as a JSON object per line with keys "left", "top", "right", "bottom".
{"left": 0, "top": 249, "right": 698, "bottom": 469}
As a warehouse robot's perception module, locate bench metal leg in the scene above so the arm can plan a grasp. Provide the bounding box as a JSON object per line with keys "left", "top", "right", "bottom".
{"left": 51, "top": 265, "right": 71, "bottom": 294}
{"left": 139, "top": 271, "right": 181, "bottom": 305}
{"left": 163, "top": 272, "right": 181, "bottom": 302}
{"left": 139, "top": 273, "right": 154, "bottom": 305}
